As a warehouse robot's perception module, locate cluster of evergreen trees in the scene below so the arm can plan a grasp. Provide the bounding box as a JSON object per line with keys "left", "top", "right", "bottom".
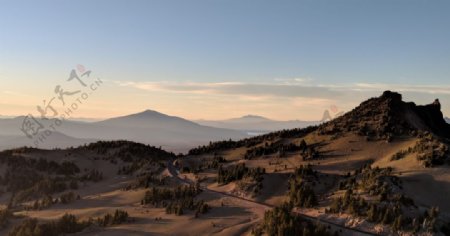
{"left": 413, "top": 134, "right": 449, "bottom": 167}
{"left": 6, "top": 168, "right": 97, "bottom": 207}
{"left": 8, "top": 210, "right": 131, "bottom": 236}
{"left": 165, "top": 199, "right": 210, "bottom": 217}
{"left": 390, "top": 149, "right": 409, "bottom": 161}
{"left": 288, "top": 181, "right": 317, "bottom": 208}
{"left": 0, "top": 209, "right": 12, "bottom": 229}
{"left": 0, "top": 155, "right": 80, "bottom": 177}
{"left": 328, "top": 191, "right": 441, "bottom": 234}
{"left": 23, "top": 192, "right": 81, "bottom": 211}
{"left": 24, "top": 192, "right": 81, "bottom": 211}
{"left": 8, "top": 214, "right": 90, "bottom": 236}
{"left": 389, "top": 134, "right": 450, "bottom": 167}
{"left": 338, "top": 165, "right": 399, "bottom": 198}
{"left": 188, "top": 126, "right": 318, "bottom": 156}
{"left": 292, "top": 164, "right": 317, "bottom": 179}
{"left": 142, "top": 185, "right": 201, "bottom": 206}
{"left": 83, "top": 141, "right": 175, "bottom": 160}
{"left": 253, "top": 203, "right": 336, "bottom": 236}
{"left": 188, "top": 140, "right": 246, "bottom": 155}
{"left": 327, "top": 189, "right": 370, "bottom": 216}
{"left": 142, "top": 184, "right": 209, "bottom": 216}
{"left": 81, "top": 141, "right": 175, "bottom": 175}
{"left": 96, "top": 209, "right": 130, "bottom": 227}
{"left": 0, "top": 149, "right": 106, "bottom": 206}
{"left": 330, "top": 164, "right": 445, "bottom": 234}
{"left": 80, "top": 169, "right": 103, "bottom": 182}
{"left": 11, "top": 176, "right": 76, "bottom": 205}
{"left": 59, "top": 192, "right": 79, "bottom": 204}
{"left": 240, "top": 139, "right": 320, "bottom": 160}
{"left": 244, "top": 141, "right": 308, "bottom": 159}
{"left": 209, "top": 155, "right": 227, "bottom": 169}
{"left": 0, "top": 156, "right": 80, "bottom": 193}
{"left": 288, "top": 165, "right": 318, "bottom": 208}
{"left": 181, "top": 155, "right": 227, "bottom": 174}
{"left": 217, "top": 163, "right": 265, "bottom": 185}
{"left": 26, "top": 195, "right": 55, "bottom": 211}
{"left": 117, "top": 162, "right": 143, "bottom": 175}
{"left": 298, "top": 141, "right": 320, "bottom": 161}
{"left": 125, "top": 172, "right": 167, "bottom": 190}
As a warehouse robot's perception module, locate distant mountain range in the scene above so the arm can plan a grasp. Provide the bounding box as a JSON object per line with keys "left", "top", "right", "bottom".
{"left": 195, "top": 115, "right": 319, "bottom": 134}
{"left": 0, "top": 110, "right": 248, "bottom": 153}
{"left": 0, "top": 131, "right": 97, "bottom": 151}
{"left": 0, "top": 111, "right": 325, "bottom": 152}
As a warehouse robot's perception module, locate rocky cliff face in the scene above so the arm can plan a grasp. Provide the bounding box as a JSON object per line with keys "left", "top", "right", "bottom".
{"left": 319, "top": 91, "right": 450, "bottom": 140}
{"left": 406, "top": 98, "right": 450, "bottom": 138}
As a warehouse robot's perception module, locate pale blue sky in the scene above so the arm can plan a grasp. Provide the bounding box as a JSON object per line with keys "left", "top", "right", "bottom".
{"left": 1, "top": 0, "right": 450, "bottom": 120}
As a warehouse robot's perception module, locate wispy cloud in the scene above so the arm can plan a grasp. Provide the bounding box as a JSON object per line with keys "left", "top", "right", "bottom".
{"left": 113, "top": 80, "right": 344, "bottom": 99}
{"left": 352, "top": 83, "right": 450, "bottom": 95}
{"left": 274, "top": 77, "right": 314, "bottom": 85}
{"left": 114, "top": 80, "right": 450, "bottom": 98}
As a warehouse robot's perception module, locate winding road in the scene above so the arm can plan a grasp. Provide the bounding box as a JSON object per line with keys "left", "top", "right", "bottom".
{"left": 167, "top": 161, "right": 378, "bottom": 236}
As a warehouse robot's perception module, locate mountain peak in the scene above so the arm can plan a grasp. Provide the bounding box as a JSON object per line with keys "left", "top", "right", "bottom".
{"left": 224, "top": 115, "right": 273, "bottom": 123}
{"left": 136, "top": 109, "right": 166, "bottom": 117}
{"left": 381, "top": 90, "right": 402, "bottom": 100}
{"left": 97, "top": 109, "right": 196, "bottom": 127}
{"left": 240, "top": 115, "right": 268, "bottom": 120}
{"left": 117, "top": 109, "right": 180, "bottom": 121}
{"left": 319, "top": 90, "right": 450, "bottom": 139}
{"left": 144, "top": 109, "right": 159, "bottom": 113}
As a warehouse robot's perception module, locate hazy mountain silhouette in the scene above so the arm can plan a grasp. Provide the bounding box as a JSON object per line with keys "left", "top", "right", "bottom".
{"left": 0, "top": 131, "right": 96, "bottom": 150}
{"left": 0, "top": 110, "right": 248, "bottom": 152}
{"left": 97, "top": 110, "right": 202, "bottom": 128}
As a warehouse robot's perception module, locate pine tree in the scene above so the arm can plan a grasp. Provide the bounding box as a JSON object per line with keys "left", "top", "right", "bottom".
{"left": 382, "top": 208, "right": 393, "bottom": 224}
{"left": 392, "top": 215, "right": 403, "bottom": 231}
{"left": 367, "top": 204, "right": 378, "bottom": 222}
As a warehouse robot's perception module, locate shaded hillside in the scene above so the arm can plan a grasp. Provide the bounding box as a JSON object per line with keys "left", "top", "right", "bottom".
{"left": 0, "top": 140, "right": 179, "bottom": 234}
{"left": 80, "top": 140, "right": 176, "bottom": 161}
{"left": 189, "top": 91, "right": 450, "bottom": 167}
{"left": 0, "top": 141, "right": 175, "bottom": 206}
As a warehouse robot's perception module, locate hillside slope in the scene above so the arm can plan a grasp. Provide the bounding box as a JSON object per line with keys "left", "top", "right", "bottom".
{"left": 182, "top": 91, "right": 450, "bottom": 235}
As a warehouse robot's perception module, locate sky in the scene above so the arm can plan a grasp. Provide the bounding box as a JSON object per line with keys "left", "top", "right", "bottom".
{"left": 1, "top": 0, "right": 450, "bottom": 121}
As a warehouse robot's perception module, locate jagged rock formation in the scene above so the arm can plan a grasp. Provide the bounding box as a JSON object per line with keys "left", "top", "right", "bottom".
{"left": 319, "top": 91, "right": 450, "bottom": 140}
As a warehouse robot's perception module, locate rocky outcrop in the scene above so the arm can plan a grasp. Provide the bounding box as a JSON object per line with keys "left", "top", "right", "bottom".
{"left": 318, "top": 91, "right": 450, "bottom": 140}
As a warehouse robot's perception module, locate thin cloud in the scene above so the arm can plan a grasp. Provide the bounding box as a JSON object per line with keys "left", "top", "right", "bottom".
{"left": 114, "top": 80, "right": 343, "bottom": 99}
{"left": 274, "top": 77, "right": 314, "bottom": 84}
{"left": 115, "top": 80, "right": 450, "bottom": 99}
{"left": 352, "top": 83, "right": 450, "bottom": 94}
